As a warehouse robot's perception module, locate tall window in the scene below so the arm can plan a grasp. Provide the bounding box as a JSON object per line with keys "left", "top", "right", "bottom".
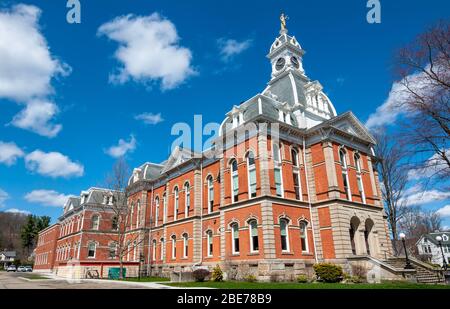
{"left": 207, "top": 230, "right": 213, "bottom": 257}
{"left": 249, "top": 220, "right": 259, "bottom": 252}
{"left": 174, "top": 187, "right": 179, "bottom": 221}
{"left": 160, "top": 238, "right": 164, "bottom": 261}
{"left": 247, "top": 152, "right": 257, "bottom": 198}
{"left": 207, "top": 176, "right": 214, "bottom": 214}
{"left": 230, "top": 160, "right": 239, "bottom": 202}
{"left": 354, "top": 153, "right": 366, "bottom": 204}
{"left": 87, "top": 242, "right": 96, "bottom": 258}
{"left": 231, "top": 223, "right": 240, "bottom": 254}
{"left": 133, "top": 241, "right": 137, "bottom": 261}
{"left": 280, "top": 219, "right": 289, "bottom": 252}
{"left": 91, "top": 215, "right": 100, "bottom": 230}
{"left": 184, "top": 183, "right": 190, "bottom": 218}
{"left": 136, "top": 200, "right": 141, "bottom": 228}
{"left": 152, "top": 239, "right": 157, "bottom": 261}
{"left": 339, "top": 149, "right": 352, "bottom": 201}
{"left": 163, "top": 193, "right": 167, "bottom": 224}
{"left": 171, "top": 235, "right": 177, "bottom": 259}
{"left": 109, "top": 242, "right": 117, "bottom": 259}
{"left": 130, "top": 202, "right": 134, "bottom": 228}
{"left": 183, "top": 233, "right": 188, "bottom": 258}
{"left": 299, "top": 221, "right": 308, "bottom": 252}
{"left": 155, "top": 197, "right": 160, "bottom": 227}
{"left": 291, "top": 148, "right": 302, "bottom": 200}
{"left": 273, "top": 143, "right": 283, "bottom": 197}
{"left": 111, "top": 216, "right": 118, "bottom": 231}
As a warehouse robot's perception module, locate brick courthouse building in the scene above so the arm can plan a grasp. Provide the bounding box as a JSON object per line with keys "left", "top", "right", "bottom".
{"left": 35, "top": 19, "right": 394, "bottom": 281}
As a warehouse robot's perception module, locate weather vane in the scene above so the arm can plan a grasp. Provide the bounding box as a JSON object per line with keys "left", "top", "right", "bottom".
{"left": 280, "top": 12, "right": 289, "bottom": 32}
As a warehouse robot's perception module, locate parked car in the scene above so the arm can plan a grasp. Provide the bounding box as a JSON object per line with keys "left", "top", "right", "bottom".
{"left": 17, "top": 266, "right": 26, "bottom": 272}
{"left": 25, "top": 266, "right": 33, "bottom": 272}
{"left": 6, "top": 265, "right": 16, "bottom": 272}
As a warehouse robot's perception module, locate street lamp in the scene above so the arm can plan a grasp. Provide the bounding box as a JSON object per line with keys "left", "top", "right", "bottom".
{"left": 399, "top": 233, "right": 414, "bottom": 269}
{"left": 435, "top": 236, "right": 448, "bottom": 271}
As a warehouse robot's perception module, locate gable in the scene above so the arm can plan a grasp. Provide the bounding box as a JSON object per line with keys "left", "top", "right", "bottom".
{"left": 327, "top": 112, "right": 376, "bottom": 144}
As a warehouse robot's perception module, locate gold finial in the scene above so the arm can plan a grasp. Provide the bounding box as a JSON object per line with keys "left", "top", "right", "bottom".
{"left": 280, "top": 12, "right": 289, "bottom": 32}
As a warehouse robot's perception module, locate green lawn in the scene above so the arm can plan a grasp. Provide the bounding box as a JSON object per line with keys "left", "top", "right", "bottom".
{"left": 165, "top": 281, "right": 450, "bottom": 289}
{"left": 117, "top": 276, "right": 170, "bottom": 282}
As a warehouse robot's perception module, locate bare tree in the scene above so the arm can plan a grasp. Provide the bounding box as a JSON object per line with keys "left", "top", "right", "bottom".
{"left": 400, "top": 206, "right": 442, "bottom": 239}
{"left": 373, "top": 130, "right": 409, "bottom": 255}
{"left": 394, "top": 21, "right": 450, "bottom": 185}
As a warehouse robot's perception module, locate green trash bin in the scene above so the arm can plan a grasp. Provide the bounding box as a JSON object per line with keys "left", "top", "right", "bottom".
{"left": 108, "top": 267, "right": 126, "bottom": 279}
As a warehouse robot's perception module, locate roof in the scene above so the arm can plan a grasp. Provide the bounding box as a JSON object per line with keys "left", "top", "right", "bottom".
{"left": 418, "top": 232, "right": 450, "bottom": 246}
{"left": 0, "top": 251, "right": 16, "bottom": 257}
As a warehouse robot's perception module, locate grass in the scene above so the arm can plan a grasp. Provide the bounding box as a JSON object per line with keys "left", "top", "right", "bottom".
{"left": 115, "top": 276, "right": 170, "bottom": 282}
{"left": 164, "top": 281, "right": 450, "bottom": 289}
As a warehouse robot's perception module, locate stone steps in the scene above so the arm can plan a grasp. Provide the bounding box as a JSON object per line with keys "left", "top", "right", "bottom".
{"left": 383, "top": 258, "right": 444, "bottom": 284}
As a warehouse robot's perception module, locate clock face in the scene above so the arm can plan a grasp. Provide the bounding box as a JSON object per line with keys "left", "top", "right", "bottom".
{"left": 291, "top": 56, "right": 299, "bottom": 69}
{"left": 275, "top": 57, "right": 286, "bottom": 71}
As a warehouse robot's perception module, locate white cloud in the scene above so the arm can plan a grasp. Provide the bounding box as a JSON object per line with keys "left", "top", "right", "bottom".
{"left": 437, "top": 205, "right": 450, "bottom": 218}
{"left": 25, "top": 150, "right": 84, "bottom": 178}
{"left": 25, "top": 189, "right": 72, "bottom": 207}
{"left": 407, "top": 149, "right": 450, "bottom": 180}
{"left": 0, "top": 4, "right": 70, "bottom": 137}
{"left": 135, "top": 112, "right": 164, "bottom": 125}
{"left": 0, "top": 188, "right": 9, "bottom": 207}
{"left": 5, "top": 208, "right": 31, "bottom": 215}
{"left": 218, "top": 38, "right": 252, "bottom": 61}
{"left": 98, "top": 12, "right": 195, "bottom": 90}
{"left": 400, "top": 184, "right": 450, "bottom": 207}
{"left": 105, "top": 135, "right": 137, "bottom": 158}
{"left": 10, "top": 99, "right": 62, "bottom": 138}
{"left": 0, "top": 141, "right": 24, "bottom": 166}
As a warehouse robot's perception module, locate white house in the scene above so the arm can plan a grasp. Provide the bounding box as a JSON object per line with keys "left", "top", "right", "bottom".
{"left": 0, "top": 251, "right": 16, "bottom": 267}
{"left": 416, "top": 232, "right": 450, "bottom": 267}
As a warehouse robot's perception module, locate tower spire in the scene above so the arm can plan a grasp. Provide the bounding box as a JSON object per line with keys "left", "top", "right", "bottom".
{"left": 280, "top": 12, "right": 289, "bottom": 34}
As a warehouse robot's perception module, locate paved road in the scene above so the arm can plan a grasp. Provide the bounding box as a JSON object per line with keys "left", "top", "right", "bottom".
{"left": 0, "top": 272, "right": 151, "bottom": 289}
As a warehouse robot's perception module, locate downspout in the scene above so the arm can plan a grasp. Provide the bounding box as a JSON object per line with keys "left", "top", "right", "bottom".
{"left": 303, "top": 136, "right": 319, "bottom": 264}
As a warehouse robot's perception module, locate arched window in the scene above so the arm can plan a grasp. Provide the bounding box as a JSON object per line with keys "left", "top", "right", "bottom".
{"left": 273, "top": 143, "right": 283, "bottom": 197}
{"left": 163, "top": 193, "right": 167, "bottom": 224}
{"left": 91, "top": 215, "right": 100, "bottom": 230}
{"left": 182, "top": 233, "right": 189, "bottom": 258}
{"left": 230, "top": 160, "right": 239, "bottom": 202}
{"left": 280, "top": 218, "right": 290, "bottom": 252}
{"left": 174, "top": 187, "right": 179, "bottom": 221}
{"left": 207, "top": 230, "right": 213, "bottom": 257}
{"left": 339, "top": 148, "right": 352, "bottom": 201}
{"left": 136, "top": 199, "right": 141, "bottom": 228}
{"left": 184, "top": 183, "right": 190, "bottom": 218}
{"left": 111, "top": 216, "right": 118, "bottom": 231}
{"left": 207, "top": 176, "right": 214, "bottom": 213}
{"left": 160, "top": 238, "right": 165, "bottom": 261}
{"left": 155, "top": 197, "right": 160, "bottom": 227}
{"left": 291, "top": 148, "right": 302, "bottom": 200}
{"left": 109, "top": 242, "right": 117, "bottom": 259}
{"left": 133, "top": 241, "right": 137, "bottom": 261}
{"left": 299, "top": 221, "right": 308, "bottom": 252}
{"left": 247, "top": 152, "right": 257, "bottom": 198}
{"left": 354, "top": 153, "right": 366, "bottom": 204}
{"left": 130, "top": 202, "right": 134, "bottom": 228}
{"left": 152, "top": 239, "right": 157, "bottom": 261}
{"left": 249, "top": 220, "right": 259, "bottom": 252}
{"left": 231, "top": 223, "right": 240, "bottom": 254}
{"left": 171, "top": 235, "right": 177, "bottom": 259}
{"left": 87, "top": 242, "right": 96, "bottom": 258}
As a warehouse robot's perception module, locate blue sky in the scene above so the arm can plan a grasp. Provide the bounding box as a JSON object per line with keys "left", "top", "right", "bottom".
{"left": 0, "top": 0, "right": 449, "bottom": 227}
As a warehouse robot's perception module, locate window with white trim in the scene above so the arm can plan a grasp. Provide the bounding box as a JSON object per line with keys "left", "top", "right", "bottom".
{"left": 184, "top": 183, "right": 190, "bottom": 218}
{"left": 87, "top": 242, "right": 96, "bottom": 258}
{"left": 230, "top": 160, "right": 239, "bottom": 202}
{"left": 136, "top": 199, "right": 141, "bottom": 228}
{"left": 171, "top": 235, "right": 177, "bottom": 259}
{"left": 207, "top": 230, "right": 213, "bottom": 257}
{"left": 207, "top": 176, "right": 214, "bottom": 214}
{"left": 183, "top": 233, "right": 188, "bottom": 258}
{"left": 339, "top": 149, "right": 352, "bottom": 201}
{"left": 160, "top": 238, "right": 164, "bottom": 261}
{"left": 231, "top": 223, "right": 240, "bottom": 254}
{"left": 163, "top": 193, "right": 167, "bottom": 224}
{"left": 299, "top": 221, "right": 309, "bottom": 252}
{"left": 249, "top": 220, "right": 259, "bottom": 252}
{"left": 247, "top": 152, "right": 257, "bottom": 198}
{"left": 155, "top": 197, "right": 160, "bottom": 227}
{"left": 91, "top": 215, "right": 100, "bottom": 230}
{"left": 291, "top": 148, "right": 302, "bottom": 200}
{"left": 152, "top": 239, "right": 157, "bottom": 261}
{"left": 354, "top": 153, "right": 366, "bottom": 204}
{"left": 273, "top": 143, "right": 283, "bottom": 197}
{"left": 174, "top": 187, "right": 179, "bottom": 221}
{"left": 280, "top": 218, "right": 290, "bottom": 252}
{"left": 109, "top": 242, "right": 117, "bottom": 259}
